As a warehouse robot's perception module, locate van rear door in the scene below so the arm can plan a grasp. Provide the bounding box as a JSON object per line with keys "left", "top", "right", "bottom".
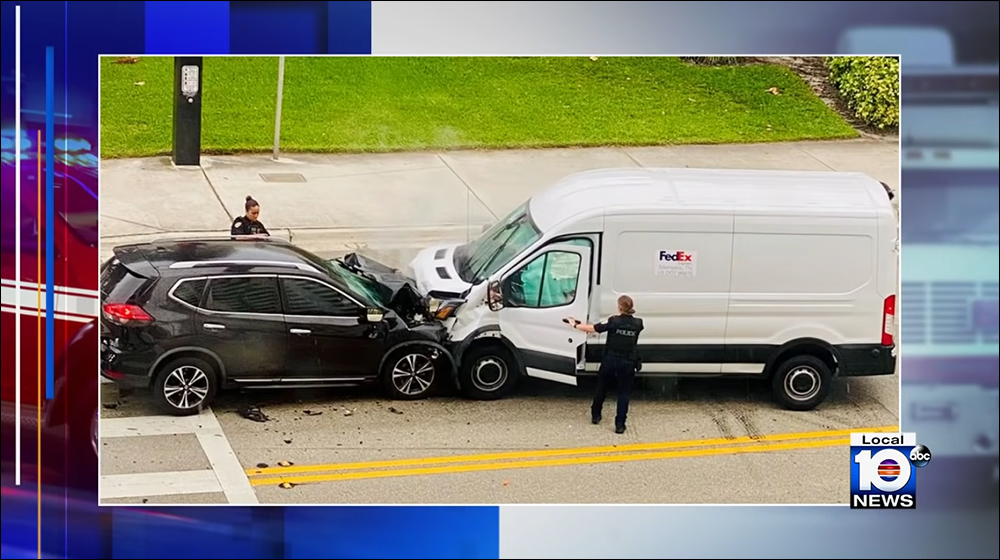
{"left": 497, "top": 242, "right": 593, "bottom": 386}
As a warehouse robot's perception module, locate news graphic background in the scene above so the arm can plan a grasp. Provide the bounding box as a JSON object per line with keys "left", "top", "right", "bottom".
{"left": 1, "top": 1, "right": 997, "bottom": 559}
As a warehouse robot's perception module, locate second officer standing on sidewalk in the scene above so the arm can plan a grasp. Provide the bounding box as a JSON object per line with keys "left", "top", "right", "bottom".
{"left": 566, "top": 295, "right": 644, "bottom": 434}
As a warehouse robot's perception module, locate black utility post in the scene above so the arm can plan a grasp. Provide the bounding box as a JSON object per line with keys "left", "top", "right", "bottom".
{"left": 172, "top": 56, "right": 203, "bottom": 166}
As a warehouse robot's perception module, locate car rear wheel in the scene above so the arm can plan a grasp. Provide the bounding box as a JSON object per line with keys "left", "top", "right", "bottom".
{"left": 153, "top": 357, "right": 218, "bottom": 416}
{"left": 382, "top": 347, "right": 439, "bottom": 400}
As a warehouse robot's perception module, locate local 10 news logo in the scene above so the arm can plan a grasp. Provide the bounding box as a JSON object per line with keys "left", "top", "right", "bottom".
{"left": 850, "top": 432, "right": 931, "bottom": 509}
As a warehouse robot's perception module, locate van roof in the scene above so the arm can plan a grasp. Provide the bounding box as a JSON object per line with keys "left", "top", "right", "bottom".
{"left": 527, "top": 167, "right": 893, "bottom": 232}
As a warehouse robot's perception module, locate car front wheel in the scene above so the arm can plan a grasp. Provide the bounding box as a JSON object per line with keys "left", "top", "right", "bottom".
{"left": 383, "top": 347, "right": 439, "bottom": 400}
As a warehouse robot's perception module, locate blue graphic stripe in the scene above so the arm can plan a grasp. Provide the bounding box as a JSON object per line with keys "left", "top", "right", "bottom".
{"left": 327, "top": 1, "right": 371, "bottom": 54}
{"left": 229, "top": 1, "right": 328, "bottom": 54}
{"left": 45, "top": 46, "right": 55, "bottom": 400}
{"left": 145, "top": 1, "right": 230, "bottom": 54}
{"left": 284, "top": 506, "right": 501, "bottom": 558}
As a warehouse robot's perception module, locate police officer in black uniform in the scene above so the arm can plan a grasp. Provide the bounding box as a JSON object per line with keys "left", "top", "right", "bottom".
{"left": 231, "top": 195, "right": 270, "bottom": 237}
{"left": 566, "top": 294, "right": 644, "bottom": 434}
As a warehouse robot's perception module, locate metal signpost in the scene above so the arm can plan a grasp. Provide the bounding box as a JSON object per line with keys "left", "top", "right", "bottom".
{"left": 172, "top": 56, "right": 203, "bottom": 166}
{"left": 273, "top": 56, "right": 286, "bottom": 160}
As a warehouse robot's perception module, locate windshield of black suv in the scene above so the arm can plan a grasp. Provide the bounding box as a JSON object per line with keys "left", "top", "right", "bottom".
{"left": 453, "top": 201, "right": 542, "bottom": 284}
{"left": 323, "top": 259, "right": 388, "bottom": 308}
{"left": 279, "top": 244, "right": 389, "bottom": 308}
{"left": 901, "top": 168, "right": 999, "bottom": 245}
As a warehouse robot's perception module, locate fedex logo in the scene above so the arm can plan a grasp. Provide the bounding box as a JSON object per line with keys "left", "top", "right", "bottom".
{"left": 659, "top": 251, "right": 693, "bottom": 262}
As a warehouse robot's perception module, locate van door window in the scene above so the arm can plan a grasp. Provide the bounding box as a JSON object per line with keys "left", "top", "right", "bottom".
{"left": 505, "top": 251, "right": 582, "bottom": 308}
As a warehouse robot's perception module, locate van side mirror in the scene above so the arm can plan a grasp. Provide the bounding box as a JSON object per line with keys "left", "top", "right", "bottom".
{"left": 487, "top": 280, "right": 504, "bottom": 311}
{"left": 362, "top": 307, "right": 384, "bottom": 323}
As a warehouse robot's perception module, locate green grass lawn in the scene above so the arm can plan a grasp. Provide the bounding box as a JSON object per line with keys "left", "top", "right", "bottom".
{"left": 99, "top": 56, "right": 857, "bottom": 158}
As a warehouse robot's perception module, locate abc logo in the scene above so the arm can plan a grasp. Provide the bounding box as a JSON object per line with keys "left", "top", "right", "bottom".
{"left": 909, "top": 444, "right": 932, "bottom": 468}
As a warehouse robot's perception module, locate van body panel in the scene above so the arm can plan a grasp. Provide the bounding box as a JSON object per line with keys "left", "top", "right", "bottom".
{"left": 725, "top": 214, "right": 882, "bottom": 348}
{"left": 593, "top": 211, "right": 735, "bottom": 373}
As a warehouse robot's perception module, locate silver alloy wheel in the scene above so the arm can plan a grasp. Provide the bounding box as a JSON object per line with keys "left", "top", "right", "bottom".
{"left": 472, "top": 357, "right": 507, "bottom": 392}
{"left": 391, "top": 352, "right": 435, "bottom": 396}
{"left": 163, "top": 365, "right": 211, "bottom": 410}
{"left": 784, "top": 366, "right": 821, "bottom": 402}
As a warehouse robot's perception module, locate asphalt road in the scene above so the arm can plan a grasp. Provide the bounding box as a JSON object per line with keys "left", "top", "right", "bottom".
{"left": 99, "top": 369, "right": 899, "bottom": 505}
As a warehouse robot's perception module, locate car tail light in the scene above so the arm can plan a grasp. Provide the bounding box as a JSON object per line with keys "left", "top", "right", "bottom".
{"left": 103, "top": 303, "right": 153, "bottom": 326}
{"left": 882, "top": 294, "right": 896, "bottom": 346}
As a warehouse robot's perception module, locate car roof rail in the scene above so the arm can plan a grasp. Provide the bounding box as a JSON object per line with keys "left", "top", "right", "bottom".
{"left": 168, "top": 260, "right": 319, "bottom": 272}
{"left": 149, "top": 235, "right": 292, "bottom": 245}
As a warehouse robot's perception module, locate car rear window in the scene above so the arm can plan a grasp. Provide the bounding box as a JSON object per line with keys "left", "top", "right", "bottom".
{"left": 100, "top": 257, "right": 150, "bottom": 304}
{"left": 171, "top": 278, "right": 207, "bottom": 307}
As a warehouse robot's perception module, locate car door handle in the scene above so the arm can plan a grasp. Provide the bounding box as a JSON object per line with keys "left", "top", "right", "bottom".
{"left": 290, "top": 328, "right": 311, "bottom": 335}
{"left": 203, "top": 323, "right": 226, "bottom": 331}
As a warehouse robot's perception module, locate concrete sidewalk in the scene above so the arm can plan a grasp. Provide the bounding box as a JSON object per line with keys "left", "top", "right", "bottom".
{"left": 99, "top": 139, "right": 899, "bottom": 262}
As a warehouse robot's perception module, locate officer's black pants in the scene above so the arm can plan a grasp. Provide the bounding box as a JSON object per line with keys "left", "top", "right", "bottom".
{"left": 591, "top": 356, "right": 636, "bottom": 427}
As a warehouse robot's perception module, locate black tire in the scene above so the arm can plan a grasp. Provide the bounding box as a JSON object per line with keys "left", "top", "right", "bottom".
{"left": 770, "top": 354, "right": 832, "bottom": 411}
{"left": 152, "top": 356, "right": 219, "bottom": 416}
{"left": 381, "top": 346, "right": 440, "bottom": 401}
{"left": 459, "top": 343, "right": 519, "bottom": 401}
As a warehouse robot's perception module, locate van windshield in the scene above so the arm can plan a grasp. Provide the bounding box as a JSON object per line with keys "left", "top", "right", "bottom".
{"left": 453, "top": 201, "right": 542, "bottom": 284}
{"left": 901, "top": 169, "right": 999, "bottom": 245}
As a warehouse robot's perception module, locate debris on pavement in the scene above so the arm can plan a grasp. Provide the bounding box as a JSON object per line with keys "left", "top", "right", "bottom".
{"left": 343, "top": 408, "right": 354, "bottom": 417}
{"left": 239, "top": 404, "right": 270, "bottom": 422}
{"left": 102, "top": 402, "right": 119, "bottom": 410}
{"left": 279, "top": 482, "right": 296, "bottom": 489}
{"left": 303, "top": 410, "right": 322, "bottom": 416}
{"left": 277, "top": 461, "right": 294, "bottom": 467}
{"left": 388, "top": 406, "right": 403, "bottom": 414}
{"left": 502, "top": 480, "right": 510, "bottom": 486}
{"left": 256, "top": 462, "right": 268, "bottom": 469}
{"left": 283, "top": 438, "right": 292, "bottom": 444}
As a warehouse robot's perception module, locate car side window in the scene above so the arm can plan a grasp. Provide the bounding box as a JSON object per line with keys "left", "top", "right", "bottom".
{"left": 203, "top": 276, "right": 281, "bottom": 314}
{"left": 281, "top": 277, "right": 359, "bottom": 316}
{"left": 172, "top": 278, "right": 207, "bottom": 307}
{"left": 505, "top": 250, "right": 581, "bottom": 308}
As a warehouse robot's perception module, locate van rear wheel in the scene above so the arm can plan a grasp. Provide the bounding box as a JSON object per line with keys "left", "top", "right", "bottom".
{"left": 460, "top": 344, "right": 519, "bottom": 400}
{"left": 770, "top": 355, "right": 832, "bottom": 411}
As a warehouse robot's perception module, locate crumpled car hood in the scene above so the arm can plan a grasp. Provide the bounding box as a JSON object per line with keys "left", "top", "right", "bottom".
{"left": 339, "top": 252, "right": 428, "bottom": 319}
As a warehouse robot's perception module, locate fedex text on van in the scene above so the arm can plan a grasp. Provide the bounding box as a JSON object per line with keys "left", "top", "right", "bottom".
{"left": 659, "top": 251, "right": 693, "bottom": 262}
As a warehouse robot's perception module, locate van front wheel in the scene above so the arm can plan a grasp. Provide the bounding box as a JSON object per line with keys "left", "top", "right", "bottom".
{"left": 770, "top": 355, "right": 832, "bottom": 411}
{"left": 460, "top": 344, "right": 519, "bottom": 400}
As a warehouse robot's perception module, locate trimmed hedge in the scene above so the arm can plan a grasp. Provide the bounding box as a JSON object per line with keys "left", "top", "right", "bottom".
{"left": 826, "top": 56, "right": 900, "bottom": 129}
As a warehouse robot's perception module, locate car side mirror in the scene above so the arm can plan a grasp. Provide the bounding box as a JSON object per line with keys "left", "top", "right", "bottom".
{"left": 362, "top": 307, "right": 384, "bottom": 323}
{"left": 487, "top": 280, "right": 504, "bottom": 311}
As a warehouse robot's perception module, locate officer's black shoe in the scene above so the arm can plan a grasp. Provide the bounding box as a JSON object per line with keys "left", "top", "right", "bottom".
{"left": 615, "top": 425, "right": 626, "bottom": 434}
{"left": 591, "top": 415, "right": 601, "bottom": 425}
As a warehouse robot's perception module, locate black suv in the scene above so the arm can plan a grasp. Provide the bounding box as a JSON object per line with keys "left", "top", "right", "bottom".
{"left": 99, "top": 237, "right": 456, "bottom": 416}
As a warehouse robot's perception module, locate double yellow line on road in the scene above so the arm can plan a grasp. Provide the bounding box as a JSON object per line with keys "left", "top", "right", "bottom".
{"left": 245, "top": 424, "right": 899, "bottom": 487}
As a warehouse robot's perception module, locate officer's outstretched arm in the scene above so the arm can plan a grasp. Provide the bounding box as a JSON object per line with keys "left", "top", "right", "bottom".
{"left": 564, "top": 317, "right": 600, "bottom": 333}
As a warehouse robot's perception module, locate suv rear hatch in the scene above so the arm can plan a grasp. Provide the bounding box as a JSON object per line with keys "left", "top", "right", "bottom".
{"left": 100, "top": 245, "right": 160, "bottom": 338}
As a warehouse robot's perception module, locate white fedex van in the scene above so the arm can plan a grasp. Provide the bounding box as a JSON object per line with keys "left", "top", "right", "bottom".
{"left": 410, "top": 167, "right": 899, "bottom": 410}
